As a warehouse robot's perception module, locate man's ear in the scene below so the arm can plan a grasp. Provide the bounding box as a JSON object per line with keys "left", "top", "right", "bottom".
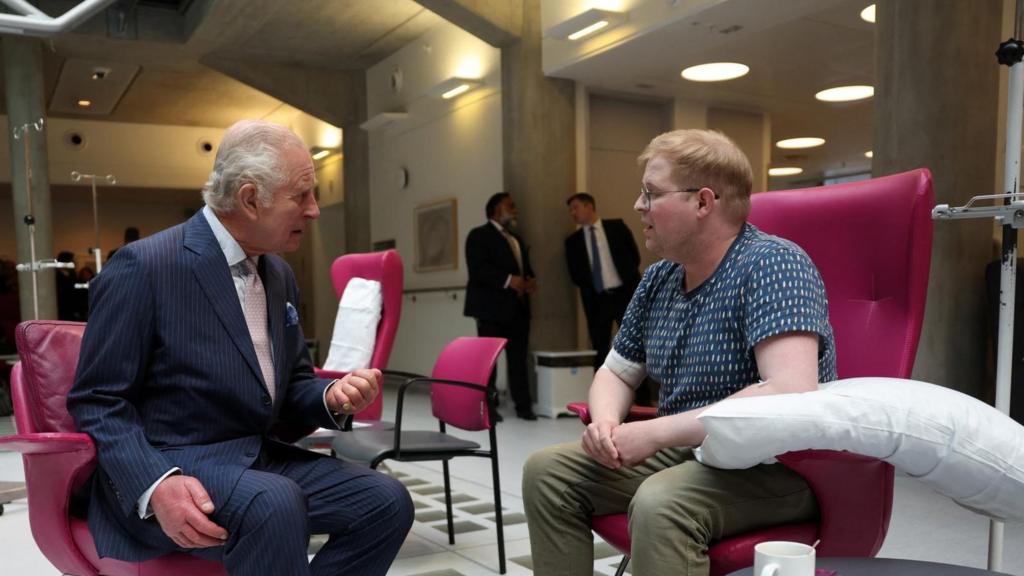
{"left": 237, "top": 183, "right": 260, "bottom": 218}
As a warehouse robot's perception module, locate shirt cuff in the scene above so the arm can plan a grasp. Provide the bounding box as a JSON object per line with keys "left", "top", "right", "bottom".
{"left": 603, "top": 349, "right": 647, "bottom": 390}
{"left": 504, "top": 274, "right": 512, "bottom": 289}
{"left": 138, "top": 467, "right": 181, "bottom": 519}
{"left": 323, "top": 379, "right": 344, "bottom": 428}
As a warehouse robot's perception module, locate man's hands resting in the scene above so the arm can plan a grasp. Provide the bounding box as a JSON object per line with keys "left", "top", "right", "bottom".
{"left": 582, "top": 419, "right": 664, "bottom": 469}
{"left": 150, "top": 475, "right": 227, "bottom": 548}
{"left": 326, "top": 368, "right": 382, "bottom": 414}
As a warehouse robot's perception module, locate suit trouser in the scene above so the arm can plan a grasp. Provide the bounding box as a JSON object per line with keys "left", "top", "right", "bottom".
{"left": 476, "top": 316, "right": 532, "bottom": 412}
{"left": 523, "top": 442, "right": 818, "bottom": 576}
{"left": 582, "top": 288, "right": 632, "bottom": 370}
{"left": 189, "top": 442, "right": 414, "bottom": 576}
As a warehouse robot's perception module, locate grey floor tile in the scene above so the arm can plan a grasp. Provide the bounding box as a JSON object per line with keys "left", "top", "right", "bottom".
{"left": 430, "top": 520, "right": 486, "bottom": 535}
{"left": 433, "top": 492, "right": 474, "bottom": 504}
{"left": 415, "top": 509, "right": 449, "bottom": 523}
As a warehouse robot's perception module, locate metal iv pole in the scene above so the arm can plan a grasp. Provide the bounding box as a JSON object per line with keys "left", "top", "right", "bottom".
{"left": 931, "top": 0, "right": 1024, "bottom": 569}
{"left": 70, "top": 171, "right": 117, "bottom": 277}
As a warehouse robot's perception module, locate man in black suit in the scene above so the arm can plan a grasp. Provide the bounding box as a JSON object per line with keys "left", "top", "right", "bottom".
{"left": 464, "top": 192, "right": 538, "bottom": 420}
{"left": 564, "top": 193, "right": 641, "bottom": 370}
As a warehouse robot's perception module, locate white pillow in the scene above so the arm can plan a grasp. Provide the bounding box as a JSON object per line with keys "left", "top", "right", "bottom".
{"left": 694, "top": 378, "right": 1024, "bottom": 522}
{"left": 323, "top": 278, "right": 382, "bottom": 372}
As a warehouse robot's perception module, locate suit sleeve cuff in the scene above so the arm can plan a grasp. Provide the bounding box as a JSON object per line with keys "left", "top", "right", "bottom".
{"left": 138, "top": 467, "right": 181, "bottom": 519}
{"left": 603, "top": 349, "right": 646, "bottom": 390}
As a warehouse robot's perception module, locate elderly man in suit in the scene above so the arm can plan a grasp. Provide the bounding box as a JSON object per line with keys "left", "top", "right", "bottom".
{"left": 67, "top": 120, "right": 413, "bottom": 575}
{"left": 464, "top": 192, "right": 538, "bottom": 420}
{"left": 564, "top": 193, "right": 641, "bottom": 370}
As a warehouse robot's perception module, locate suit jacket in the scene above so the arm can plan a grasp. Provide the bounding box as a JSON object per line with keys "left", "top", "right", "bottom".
{"left": 463, "top": 222, "right": 534, "bottom": 325}
{"left": 565, "top": 218, "right": 641, "bottom": 310}
{"left": 67, "top": 211, "right": 338, "bottom": 561}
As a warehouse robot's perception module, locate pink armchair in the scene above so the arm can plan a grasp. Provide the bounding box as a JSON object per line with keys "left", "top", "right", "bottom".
{"left": 574, "top": 168, "right": 934, "bottom": 575}
{"left": 0, "top": 320, "right": 225, "bottom": 576}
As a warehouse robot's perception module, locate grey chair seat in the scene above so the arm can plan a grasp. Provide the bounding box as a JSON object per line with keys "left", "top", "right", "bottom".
{"left": 331, "top": 429, "right": 481, "bottom": 466}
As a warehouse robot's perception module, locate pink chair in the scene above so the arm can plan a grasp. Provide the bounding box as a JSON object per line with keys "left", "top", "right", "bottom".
{"left": 571, "top": 168, "right": 935, "bottom": 575}
{"left": 0, "top": 320, "right": 226, "bottom": 576}
{"left": 316, "top": 249, "right": 404, "bottom": 422}
{"left": 330, "top": 337, "right": 509, "bottom": 573}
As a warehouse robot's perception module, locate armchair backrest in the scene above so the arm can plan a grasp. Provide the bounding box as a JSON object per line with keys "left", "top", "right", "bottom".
{"left": 430, "top": 337, "right": 506, "bottom": 431}
{"left": 328, "top": 249, "right": 403, "bottom": 420}
{"left": 748, "top": 168, "right": 933, "bottom": 379}
{"left": 14, "top": 320, "right": 87, "bottom": 434}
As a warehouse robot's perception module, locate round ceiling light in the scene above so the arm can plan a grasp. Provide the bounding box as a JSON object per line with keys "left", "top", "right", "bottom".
{"left": 865, "top": 150, "right": 874, "bottom": 158}
{"left": 769, "top": 167, "right": 804, "bottom": 177}
{"left": 681, "top": 62, "right": 750, "bottom": 82}
{"left": 776, "top": 137, "right": 826, "bottom": 149}
{"left": 861, "top": 4, "right": 876, "bottom": 23}
{"left": 815, "top": 85, "right": 874, "bottom": 102}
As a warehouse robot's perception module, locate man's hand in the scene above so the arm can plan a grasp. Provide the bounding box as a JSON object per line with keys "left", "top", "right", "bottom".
{"left": 150, "top": 475, "right": 227, "bottom": 549}
{"left": 611, "top": 420, "right": 661, "bottom": 467}
{"left": 581, "top": 420, "right": 621, "bottom": 469}
{"left": 508, "top": 275, "right": 527, "bottom": 295}
{"left": 326, "top": 368, "right": 382, "bottom": 414}
{"left": 524, "top": 277, "right": 537, "bottom": 295}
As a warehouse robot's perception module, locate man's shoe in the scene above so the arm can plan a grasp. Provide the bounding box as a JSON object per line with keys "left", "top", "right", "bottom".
{"left": 516, "top": 409, "right": 538, "bottom": 421}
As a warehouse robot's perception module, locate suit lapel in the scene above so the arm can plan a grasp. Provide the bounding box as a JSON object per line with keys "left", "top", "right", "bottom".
{"left": 261, "top": 257, "right": 286, "bottom": 396}
{"left": 184, "top": 213, "right": 264, "bottom": 386}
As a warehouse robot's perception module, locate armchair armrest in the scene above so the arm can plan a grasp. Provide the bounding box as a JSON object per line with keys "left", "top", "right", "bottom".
{"left": 566, "top": 402, "right": 658, "bottom": 425}
{"left": 776, "top": 449, "right": 893, "bottom": 557}
{"left": 0, "top": 432, "right": 95, "bottom": 456}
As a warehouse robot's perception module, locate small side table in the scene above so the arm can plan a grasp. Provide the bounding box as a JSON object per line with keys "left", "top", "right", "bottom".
{"left": 728, "top": 557, "right": 1009, "bottom": 575}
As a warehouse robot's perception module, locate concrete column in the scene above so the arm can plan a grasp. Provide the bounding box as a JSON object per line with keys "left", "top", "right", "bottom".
{"left": 707, "top": 107, "right": 771, "bottom": 193}
{"left": 4, "top": 37, "right": 55, "bottom": 321}
{"left": 343, "top": 72, "right": 371, "bottom": 255}
{"left": 502, "top": 0, "right": 577, "bottom": 352}
{"left": 874, "top": 0, "right": 1002, "bottom": 397}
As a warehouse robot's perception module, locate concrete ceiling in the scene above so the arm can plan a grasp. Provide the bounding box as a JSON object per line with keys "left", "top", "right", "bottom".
{"left": 546, "top": 0, "right": 877, "bottom": 186}
{"left": 0, "top": 0, "right": 443, "bottom": 127}
{"left": 0, "top": 0, "right": 876, "bottom": 184}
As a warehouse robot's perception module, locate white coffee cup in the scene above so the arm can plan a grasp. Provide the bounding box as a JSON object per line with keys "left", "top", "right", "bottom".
{"left": 753, "top": 541, "right": 815, "bottom": 576}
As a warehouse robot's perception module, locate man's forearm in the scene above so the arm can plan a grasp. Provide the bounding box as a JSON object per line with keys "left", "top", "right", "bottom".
{"left": 588, "top": 367, "right": 635, "bottom": 424}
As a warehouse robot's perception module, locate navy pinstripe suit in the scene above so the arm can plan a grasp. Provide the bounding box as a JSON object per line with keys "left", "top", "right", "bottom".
{"left": 68, "top": 211, "right": 413, "bottom": 575}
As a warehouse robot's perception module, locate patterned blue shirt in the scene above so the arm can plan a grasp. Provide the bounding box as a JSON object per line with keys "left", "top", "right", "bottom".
{"left": 606, "top": 223, "right": 837, "bottom": 416}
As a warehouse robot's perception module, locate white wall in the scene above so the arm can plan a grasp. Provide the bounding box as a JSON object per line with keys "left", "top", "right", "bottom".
{"left": 365, "top": 21, "right": 503, "bottom": 376}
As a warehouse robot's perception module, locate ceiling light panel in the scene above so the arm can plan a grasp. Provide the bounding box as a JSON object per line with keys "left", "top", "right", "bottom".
{"left": 545, "top": 8, "right": 628, "bottom": 41}
{"left": 815, "top": 85, "right": 874, "bottom": 102}
{"left": 681, "top": 62, "right": 750, "bottom": 82}
{"left": 776, "top": 137, "right": 826, "bottom": 149}
{"left": 769, "top": 167, "right": 803, "bottom": 177}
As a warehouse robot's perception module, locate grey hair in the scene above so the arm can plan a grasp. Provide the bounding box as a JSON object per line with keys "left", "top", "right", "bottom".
{"left": 202, "top": 120, "right": 304, "bottom": 213}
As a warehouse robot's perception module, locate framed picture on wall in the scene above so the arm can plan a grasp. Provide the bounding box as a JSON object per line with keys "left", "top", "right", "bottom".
{"left": 414, "top": 198, "right": 458, "bottom": 272}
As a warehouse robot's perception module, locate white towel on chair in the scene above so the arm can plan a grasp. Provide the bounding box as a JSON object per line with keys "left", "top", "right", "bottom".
{"left": 323, "top": 278, "right": 382, "bottom": 371}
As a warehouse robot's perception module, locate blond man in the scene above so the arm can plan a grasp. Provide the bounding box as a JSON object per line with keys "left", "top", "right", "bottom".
{"left": 524, "top": 129, "right": 837, "bottom": 575}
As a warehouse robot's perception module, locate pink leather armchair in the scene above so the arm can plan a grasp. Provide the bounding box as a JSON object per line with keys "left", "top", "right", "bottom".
{"left": 0, "top": 320, "right": 225, "bottom": 576}
{"left": 574, "top": 168, "right": 934, "bottom": 575}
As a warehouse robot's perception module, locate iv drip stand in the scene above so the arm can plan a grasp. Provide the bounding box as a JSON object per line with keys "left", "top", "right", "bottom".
{"left": 70, "top": 171, "right": 117, "bottom": 276}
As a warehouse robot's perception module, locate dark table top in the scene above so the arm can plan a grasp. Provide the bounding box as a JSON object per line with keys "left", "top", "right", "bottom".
{"left": 727, "top": 557, "right": 1009, "bottom": 576}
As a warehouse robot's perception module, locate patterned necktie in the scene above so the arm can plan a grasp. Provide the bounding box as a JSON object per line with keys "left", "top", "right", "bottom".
{"left": 589, "top": 225, "right": 604, "bottom": 294}
{"left": 241, "top": 258, "right": 275, "bottom": 401}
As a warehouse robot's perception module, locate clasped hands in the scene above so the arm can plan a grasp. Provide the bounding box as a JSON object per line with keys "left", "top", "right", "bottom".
{"left": 508, "top": 275, "right": 537, "bottom": 296}
{"left": 582, "top": 419, "right": 660, "bottom": 469}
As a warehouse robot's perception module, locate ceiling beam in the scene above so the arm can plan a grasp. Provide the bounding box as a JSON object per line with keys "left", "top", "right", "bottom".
{"left": 200, "top": 55, "right": 363, "bottom": 128}
{"left": 414, "top": 0, "right": 521, "bottom": 46}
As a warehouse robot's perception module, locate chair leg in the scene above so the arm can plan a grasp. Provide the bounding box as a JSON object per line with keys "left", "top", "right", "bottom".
{"left": 614, "top": 554, "right": 630, "bottom": 576}
{"left": 442, "top": 459, "right": 455, "bottom": 545}
{"left": 491, "top": 453, "right": 506, "bottom": 574}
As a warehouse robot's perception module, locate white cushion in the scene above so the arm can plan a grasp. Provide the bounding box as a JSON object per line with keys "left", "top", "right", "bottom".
{"left": 694, "top": 378, "right": 1024, "bottom": 522}
{"left": 323, "top": 278, "right": 382, "bottom": 372}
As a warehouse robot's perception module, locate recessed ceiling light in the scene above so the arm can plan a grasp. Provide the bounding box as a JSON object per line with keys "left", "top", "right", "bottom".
{"left": 681, "top": 62, "right": 749, "bottom": 82}
{"left": 865, "top": 150, "right": 874, "bottom": 158}
{"left": 311, "top": 149, "right": 331, "bottom": 160}
{"left": 76, "top": 99, "right": 92, "bottom": 108}
{"left": 815, "top": 85, "right": 874, "bottom": 102}
{"left": 776, "top": 137, "right": 825, "bottom": 149}
{"left": 861, "top": 4, "right": 875, "bottom": 23}
{"left": 769, "top": 167, "right": 803, "bottom": 177}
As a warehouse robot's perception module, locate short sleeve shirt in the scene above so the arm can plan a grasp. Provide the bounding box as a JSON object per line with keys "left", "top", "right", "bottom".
{"left": 610, "top": 223, "right": 837, "bottom": 416}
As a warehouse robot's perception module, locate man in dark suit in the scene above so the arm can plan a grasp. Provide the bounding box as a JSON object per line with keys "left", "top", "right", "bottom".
{"left": 464, "top": 192, "right": 538, "bottom": 420}
{"left": 67, "top": 120, "right": 413, "bottom": 575}
{"left": 564, "top": 193, "right": 641, "bottom": 370}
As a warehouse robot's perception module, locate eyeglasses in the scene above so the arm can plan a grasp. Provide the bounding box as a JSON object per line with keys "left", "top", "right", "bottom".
{"left": 638, "top": 183, "right": 719, "bottom": 210}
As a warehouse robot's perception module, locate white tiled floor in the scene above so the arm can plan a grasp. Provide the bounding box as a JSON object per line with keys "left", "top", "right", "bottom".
{"left": 3, "top": 385, "right": 1024, "bottom": 575}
